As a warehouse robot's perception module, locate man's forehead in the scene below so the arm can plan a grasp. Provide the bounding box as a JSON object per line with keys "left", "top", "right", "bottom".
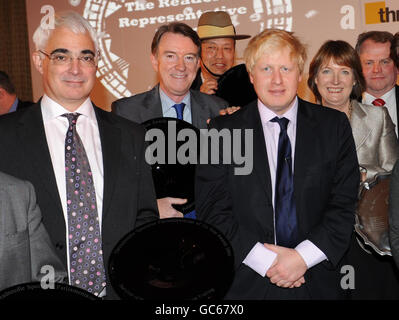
{"left": 360, "top": 40, "right": 390, "bottom": 54}
{"left": 259, "top": 46, "right": 295, "bottom": 61}
{"left": 202, "top": 38, "right": 235, "bottom": 45}
{"left": 160, "top": 33, "right": 196, "bottom": 46}
{"left": 158, "top": 34, "right": 198, "bottom": 55}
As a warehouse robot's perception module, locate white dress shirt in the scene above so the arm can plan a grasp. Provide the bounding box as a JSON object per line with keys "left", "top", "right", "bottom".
{"left": 243, "top": 97, "right": 327, "bottom": 277}
{"left": 41, "top": 95, "right": 104, "bottom": 285}
{"left": 363, "top": 87, "right": 397, "bottom": 137}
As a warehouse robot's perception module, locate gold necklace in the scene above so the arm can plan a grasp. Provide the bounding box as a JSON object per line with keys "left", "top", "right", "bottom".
{"left": 347, "top": 101, "right": 353, "bottom": 120}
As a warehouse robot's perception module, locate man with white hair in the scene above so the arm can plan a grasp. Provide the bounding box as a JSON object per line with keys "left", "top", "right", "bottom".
{"left": 0, "top": 11, "right": 158, "bottom": 299}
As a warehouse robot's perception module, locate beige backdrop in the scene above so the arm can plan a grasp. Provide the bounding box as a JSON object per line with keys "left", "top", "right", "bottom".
{"left": 26, "top": 0, "right": 399, "bottom": 110}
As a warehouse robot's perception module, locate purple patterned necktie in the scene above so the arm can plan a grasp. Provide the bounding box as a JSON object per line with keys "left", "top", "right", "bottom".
{"left": 63, "top": 113, "right": 106, "bottom": 296}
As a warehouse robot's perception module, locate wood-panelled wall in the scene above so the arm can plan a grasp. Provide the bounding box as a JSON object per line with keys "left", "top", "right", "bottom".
{"left": 0, "top": 0, "right": 33, "bottom": 102}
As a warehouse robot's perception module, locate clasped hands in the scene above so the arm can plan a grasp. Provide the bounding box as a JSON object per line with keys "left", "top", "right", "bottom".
{"left": 264, "top": 243, "right": 308, "bottom": 288}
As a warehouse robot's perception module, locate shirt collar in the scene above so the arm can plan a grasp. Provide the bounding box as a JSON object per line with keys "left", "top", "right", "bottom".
{"left": 363, "top": 86, "right": 396, "bottom": 104}
{"left": 41, "top": 94, "right": 96, "bottom": 123}
{"left": 9, "top": 97, "right": 18, "bottom": 113}
{"left": 200, "top": 71, "right": 205, "bottom": 84}
{"left": 258, "top": 96, "right": 298, "bottom": 126}
{"left": 159, "top": 87, "right": 190, "bottom": 113}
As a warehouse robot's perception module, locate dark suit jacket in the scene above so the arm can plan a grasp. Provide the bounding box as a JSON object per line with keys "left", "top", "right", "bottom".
{"left": 111, "top": 84, "right": 228, "bottom": 129}
{"left": 191, "top": 66, "right": 257, "bottom": 107}
{"left": 17, "top": 99, "right": 34, "bottom": 111}
{"left": 0, "top": 102, "right": 159, "bottom": 298}
{"left": 389, "top": 159, "right": 399, "bottom": 268}
{"left": 395, "top": 85, "right": 399, "bottom": 129}
{"left": 190, "top": 69, "right": 202, "bottom": 91}
{"left": 0, "top": 171, "right": 66, "bottom": 291}
{"left": 195, "top": 98, "right": 359, "bottom": 299}
{"left": 391, "top": 85, "right": 399, "bottom": 265}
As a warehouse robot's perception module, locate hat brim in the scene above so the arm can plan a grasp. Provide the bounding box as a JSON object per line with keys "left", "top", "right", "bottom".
{"left": 200, "top": 34, "right": 251, "bottom": 41}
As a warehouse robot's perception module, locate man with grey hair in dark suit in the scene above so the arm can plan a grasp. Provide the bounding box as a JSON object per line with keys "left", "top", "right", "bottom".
{"left": 112, "top": 22, "right": 228, "bottom": 219}
{"left": 0, "top": 171, "right": 66, "bottom": 292}
{"left": 0, "top": 11, "right": 158, "bottom": 299}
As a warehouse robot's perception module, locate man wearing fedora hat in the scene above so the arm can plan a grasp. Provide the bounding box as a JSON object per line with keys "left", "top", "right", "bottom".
{"left": 191, "top": 11, "right": 251, "bottom": 99}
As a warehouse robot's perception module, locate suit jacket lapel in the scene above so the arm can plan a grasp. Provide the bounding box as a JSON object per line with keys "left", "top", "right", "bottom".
{"left": 294, "top": 99, "right": 319, "bottom": 232}
{"left": 395, "top": 85, "right": 399, "bottom": 131}
{"left": 350, "top": 100, "right": 372, "bottom": 151}
{"left": 294, "top": 99, "right": 318, "bottom": 178}
{"left": 95, "top": 106, "right": 121, "bottom": 221}
{"left": 17, "top": 103, "right": 65, "bottom": 228}
{"left": 190, "top": 90, "right": 209, "bottom": 129}
{"left": 141, "top": 85, "right": 163, "bottom": 121}
{"left": 244, "top": 102, "right": 273, "bottom": 204}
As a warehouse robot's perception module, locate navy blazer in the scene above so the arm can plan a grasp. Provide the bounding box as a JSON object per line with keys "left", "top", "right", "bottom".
{"left": 196, "top": 98, "right": 360, "bottom": 299}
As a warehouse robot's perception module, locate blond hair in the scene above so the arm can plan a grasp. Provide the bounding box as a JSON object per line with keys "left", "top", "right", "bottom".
{"left": 244, "top": 29, "right": 307, "bottom": 74}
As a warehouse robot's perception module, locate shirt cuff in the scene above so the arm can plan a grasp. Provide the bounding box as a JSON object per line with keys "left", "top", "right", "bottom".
{"left": 295, "top": 240, "right": 327, "bottom": 268}
{"left": 242, "top": 242, "right": 277, "bottom": 277}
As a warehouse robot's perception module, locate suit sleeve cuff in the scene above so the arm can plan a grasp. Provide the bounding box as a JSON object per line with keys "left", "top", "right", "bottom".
{"left": 295, "top": 240, "right": 327, "bottom": 268}
{"left": 242, "top": 242, "right": 277, "bottom": 277}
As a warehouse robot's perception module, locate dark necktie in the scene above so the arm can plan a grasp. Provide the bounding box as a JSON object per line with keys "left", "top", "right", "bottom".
{"left": 63, "top": 113, "right": 106, "bottom": 296}
{"left": 172, "top": 103, "right": 185, "bottom": 120}
{"left": 270, "top": 117, "right": 298, "bottom": 248}
{"left": 171, "top": 103, "right": 196, "bottom": 219}
{"left": 372, "top": 98, "right": 386, "bottom": 107}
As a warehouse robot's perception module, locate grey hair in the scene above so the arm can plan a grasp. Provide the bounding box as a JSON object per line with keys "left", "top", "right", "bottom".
{"left": 32, "top": 11, "right": 99, "bottom": 53}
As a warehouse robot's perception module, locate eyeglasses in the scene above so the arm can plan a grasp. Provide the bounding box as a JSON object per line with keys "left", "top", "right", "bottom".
{"left": 39, "top": 50, "right": 100, "bottom": 67}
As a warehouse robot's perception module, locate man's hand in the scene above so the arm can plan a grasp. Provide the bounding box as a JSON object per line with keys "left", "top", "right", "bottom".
{"left": 200, "top": 78, "right": 218, "bottom": 95}
{"left": 219, "top": 106, "right": 241, "bottom": 115}
{"left": 289, "top": 276, "right": 305, "bottom": 288}
{"left": 264, "top": 243, "right": 308, "bottom": 288}
{"left": 360, "top": 167, "right": 367, "bottom": 182}
{"left": 207, "top": 106, "right": 241, "bottom": 124}
{"left": 157, "top": 197, "right": 186, "bottom": 218}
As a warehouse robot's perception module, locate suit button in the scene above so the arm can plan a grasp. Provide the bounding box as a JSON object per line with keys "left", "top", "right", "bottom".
{"left": 55, "top": 242, "right": 64, "bottom": 250}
